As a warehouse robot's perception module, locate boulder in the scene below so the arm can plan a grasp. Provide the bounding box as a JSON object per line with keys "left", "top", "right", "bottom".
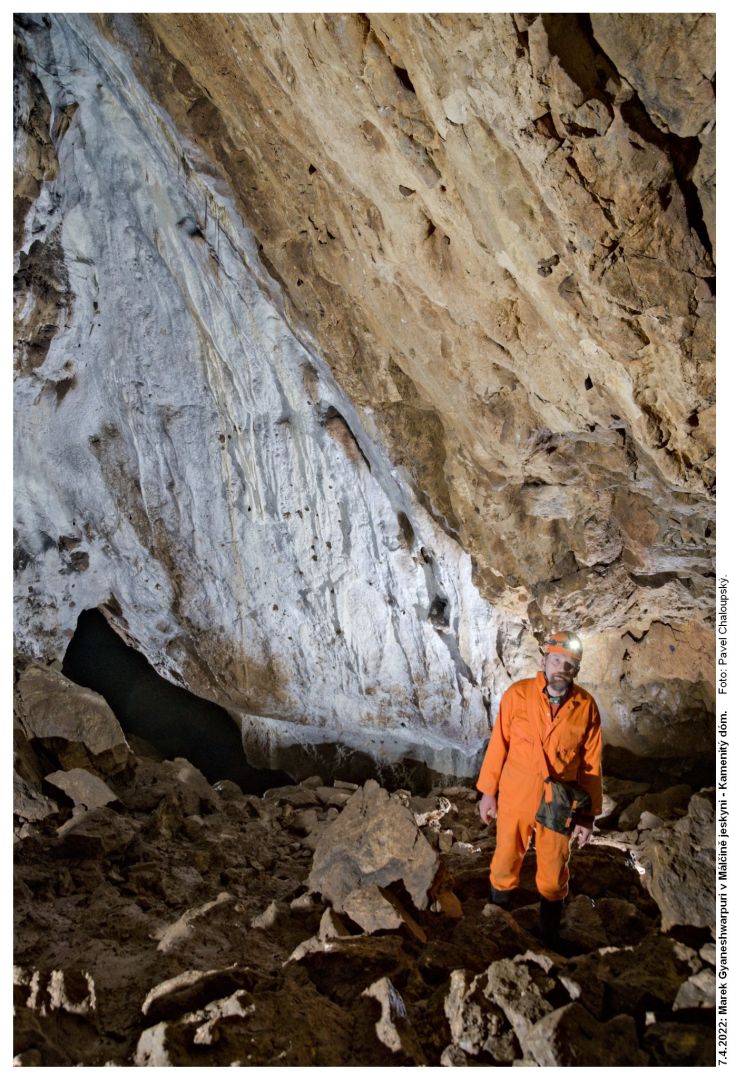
{"left": 362, "top": 976, "right": 427, "bottom": 1063}
{"left": 643, "top": 1021, "right": 715, "bottom": 1066}
{"left": 520, "top": 1003, "right": 648, "bottom": 1066}
{"left": 14, "top": 770, "right": 58, "bottom": 822}
{"left": 141, "top": 966, "right": 258, "bottom": 1023}
{"left": 44, "top": 768, "right": 119, "bottom": 810}
{"left": 307, "top": 779, "right": 439, "bottom": 911}
{"left": 673, "top": 969, "right": 715, "bottom": 1011}
{"left": 639, "top": 789, "right": 714, "bottom": 930}
{"left": 154, "top": 892, "right": 234, "bottom": 953}
{"left": 250, "top": 899, "right": 289, "bottom": 930}
{"left": 564, "top": 933, "right": 690, "bottom": 1015}
{"left": 484, "top": 955, "right": 561, "bottom": 1045}
{"left": 444, "top": 969, "right": 520, "bottom": 1064}
{"left": 315, "top": 785, "right": 354, "bottom": 809}
{"left": 15, "top": 665, "right": 129, "bottom": 771}
{"left": 55, "top": 806, "right": 138, "bottom": 857}
{"left": 342, "top": 883, "right": 426, "bottom": 941}
{"left": 618, "top": 784, "right": 692, "bottom": 830}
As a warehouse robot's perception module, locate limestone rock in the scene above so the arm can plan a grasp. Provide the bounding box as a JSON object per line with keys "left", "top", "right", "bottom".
{"left": 639, "top": 789, "right": 715, "bottom": 931}
{"left": 307, "top": 779, "right": 439, "bottom": 911}
{"left": 591, "top": 14, "right": 715, "bottom": 138}
{"left": 672, "top": 968, "right": 715, "bottom": 1012}
{"left": 485, "top": 956, "right": 560, "bottom": 1045}
{"left": 618, "top": 784, "right": 692, "bottom": 830}
{"left": 342, "top": 883, "right": 426, "bottom": 941}
{"left": 520, "top": 1004, "right": 648, "bottom": 1067}
{"left": 444, "top": 969, "right": 519, "bottom": 1064}
{"left": 314, "top": 785, "right": 354, "bottom": 809}
{"left": 362, "top": 976, "right": 426, "bottom": 1063}
{"left": 250, "top": 899, "right": 288, "bottom": 930}
{"left": 141, "top": 966, "right": 257, "bottom": 1024}
{"left": 564, "top": 933, "right": 690, "bottom": 1015}
{"left": 44, "top": 768, "right": 119, "bottom": 810}
{"left": 13, "top": 13, "right": 715, "bottom": 779}
{"left": 643, "top": 1021, "right": 715, "bottom": 1066}
{"left": 55, "top": 806, "right": 138, "bottom": 857}
{"left": 15, "top": 666, "right": 129, "bottom": 771}
{"left": 154, "top": 892, "right": 234, "bottom": 953}
{"left": 596, "top": 777, "right": 650, "bottom": 825}
{"left": 700, "top": 943, "right": 716, "bottom": 967}
{"left": 14, "top": 770, "right": 58, "bottom": 822}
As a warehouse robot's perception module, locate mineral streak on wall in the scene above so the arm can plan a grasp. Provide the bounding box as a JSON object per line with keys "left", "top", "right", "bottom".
{"left": 13, "top": 14, "right": 514, "bottom": 777}
{"left": 13, "top": 14, "right": 715, "bottom": 772}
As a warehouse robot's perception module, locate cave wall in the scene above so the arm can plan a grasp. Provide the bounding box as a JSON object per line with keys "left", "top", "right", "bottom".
{"left": 13, "top": 13, "right": 715, "bottom": 772}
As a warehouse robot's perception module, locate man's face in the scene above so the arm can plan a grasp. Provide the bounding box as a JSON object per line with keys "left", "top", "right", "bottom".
{"left": 542, "top": 650, "right": 579, "bottom": 695}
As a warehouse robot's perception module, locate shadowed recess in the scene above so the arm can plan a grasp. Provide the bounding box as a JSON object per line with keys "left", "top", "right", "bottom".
{"left": 62, "top": 608, "right": 291, "bottom": 794}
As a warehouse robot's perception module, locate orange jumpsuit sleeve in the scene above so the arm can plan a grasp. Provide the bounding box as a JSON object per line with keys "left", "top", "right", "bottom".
{"left": 476, "top": 688, "right": 513, "bottom": 796}
{"left": 576, "top": 700, "right": 603, "bottom": 818}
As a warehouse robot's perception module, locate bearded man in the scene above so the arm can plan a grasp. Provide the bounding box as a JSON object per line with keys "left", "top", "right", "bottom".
{"left": 476, "top": 631, "right": 603, "bottom": 945}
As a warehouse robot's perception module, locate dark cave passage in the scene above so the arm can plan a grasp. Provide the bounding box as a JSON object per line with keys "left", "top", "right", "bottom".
{"left": 61, "top": 608, "right": 291, "bottom": 795}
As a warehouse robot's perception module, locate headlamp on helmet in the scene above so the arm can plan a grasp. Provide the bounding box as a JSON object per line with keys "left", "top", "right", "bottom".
{"left": 542, "top": 630, "right": 583, "bottom": 665}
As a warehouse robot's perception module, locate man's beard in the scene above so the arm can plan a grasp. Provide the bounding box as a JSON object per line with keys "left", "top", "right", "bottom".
{"left": 548, "top": 674, "right": 572, "bottom": 695}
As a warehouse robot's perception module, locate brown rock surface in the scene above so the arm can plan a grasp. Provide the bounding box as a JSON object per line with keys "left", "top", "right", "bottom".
{"left": 307, "top": 779, "right": 439, "bottom": 910}
{"left": 639, "top": 789, "right": 714, "bottom": 931}
{"left": 520, "top": 1003, "right": 648, "bottom": 1067}
{"left": 16, "top": 666, "right": 129, "bottom": 771}
{"left": 133, "top": 10, "right": 714, "bottom": 635}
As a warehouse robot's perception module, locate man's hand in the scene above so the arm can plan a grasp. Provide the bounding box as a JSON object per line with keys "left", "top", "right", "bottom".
{"left": 572, "top": 823, "right": 593, "bottom": 848}
{"left": 479, "top": 793, "right": 497, "bottom": 825}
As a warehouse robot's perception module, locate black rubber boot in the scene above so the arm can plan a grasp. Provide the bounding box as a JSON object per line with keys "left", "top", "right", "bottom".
{"left": 490, "top": 885, "right": 515, "bottom": 908}
{"left": 539, "top": 897, "right": 563, "bottom": 948}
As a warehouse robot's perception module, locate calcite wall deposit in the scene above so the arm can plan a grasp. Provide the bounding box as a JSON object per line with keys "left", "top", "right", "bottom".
{"left": 14, "top": 14, "right": 715, "bottom": 772}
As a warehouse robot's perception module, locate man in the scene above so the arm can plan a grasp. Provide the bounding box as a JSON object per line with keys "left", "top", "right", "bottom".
{"left": 476, "top": 631, "right": 602, "bottom": 946}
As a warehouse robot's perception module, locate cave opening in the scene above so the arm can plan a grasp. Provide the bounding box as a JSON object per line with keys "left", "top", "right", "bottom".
{"left": 61, "top": 608, "right": 291, "bottom": 795}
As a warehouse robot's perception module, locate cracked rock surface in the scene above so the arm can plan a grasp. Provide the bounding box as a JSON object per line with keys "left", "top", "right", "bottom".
{"left": 13, "top": 13, "right": 714, "bottom": 772}
{"left": 14, "top": 718, "right": 714, "bottom": 1066}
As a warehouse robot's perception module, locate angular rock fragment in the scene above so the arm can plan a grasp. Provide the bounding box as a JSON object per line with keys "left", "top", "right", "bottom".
{"left": 154, "top": 892, "right": 234, "bottom": 953}
{"left": 520, "top": 1003, "right": 648, "bottom": 1066}
{"left": 342, "top": 883, "right": 427, "bottom": 941}
{"left": 560, "top": 893, "right": 609, "bottom": 951}
{"left": 362, "top": 976, "right": 427, "bottom": 1063}
{"left": 638, "top": 789, "right": 714, "bottom": 931}
{"left": 564, "top": 933, "right": 689, "bottom": 1015}
{"left": 315, "top": 785, "right": 354, "bottom": 808}
{"left": 55, "top": 806, "right": 138, "bottom": 857}
{"left": 643, "top": 1021, "right": 714, "bottom": 1066}
{"left": 485, "top": 955, "right": 560, "bottom": 1044}
{"left": 618, "top": 784, "right": 692, "bottom": 830}
{"left": 141, "top": 966, "right": 259, "bottom": 1024}
{"left": 250, "top": 899, "right": 288, "bottom": 930}
{"left": 45, "top": 767, "right": 119, "bottom": 810}
{"left": 444, "top": 969, "right": 519, "bottom": 1064}
{"left": 307, "top": 779, "right": 439, "bottom": 910}
{"left": 700, "top": 942, "right": 716, "bottom": 967}
{"left": 673, "top": 968, "right": 715, "bottom": 1011}
{"left": 15, "top": 665, "right": 129, "bottom": 771}
{"left": 14, "top": 769, "right": 58, "bottom": 822}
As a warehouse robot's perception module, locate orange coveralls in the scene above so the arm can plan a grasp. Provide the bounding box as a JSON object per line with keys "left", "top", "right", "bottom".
{"left": 476, "top": 671, "right": 602, "bottom": 901}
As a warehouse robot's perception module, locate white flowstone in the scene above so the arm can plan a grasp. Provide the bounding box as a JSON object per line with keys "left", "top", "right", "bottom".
{"left": 14, "top": 15, "right": 518, "bottom": 777}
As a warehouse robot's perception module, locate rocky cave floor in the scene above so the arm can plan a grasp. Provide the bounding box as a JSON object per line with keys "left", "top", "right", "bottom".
{"left": 14, "top": 733, "right": 715, "bottom": 1067}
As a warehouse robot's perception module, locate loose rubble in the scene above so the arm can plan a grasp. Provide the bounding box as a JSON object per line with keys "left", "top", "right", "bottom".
{"left": 14, "top": 722, "right": 714, "bottom": 1066}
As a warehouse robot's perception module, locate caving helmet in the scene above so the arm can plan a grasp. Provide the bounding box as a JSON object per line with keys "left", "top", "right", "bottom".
{"left": 542, "top": 630, "right": 583, "bottom": 666}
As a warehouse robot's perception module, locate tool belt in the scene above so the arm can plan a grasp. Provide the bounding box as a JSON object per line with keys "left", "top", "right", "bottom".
{"left": 533, "top": 730, "right": 591, "bottom": 835}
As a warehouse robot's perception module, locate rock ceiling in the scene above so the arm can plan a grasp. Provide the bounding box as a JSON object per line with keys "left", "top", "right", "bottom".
{"left": 13, "top": 14, "right": 715, "bottom": 770}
